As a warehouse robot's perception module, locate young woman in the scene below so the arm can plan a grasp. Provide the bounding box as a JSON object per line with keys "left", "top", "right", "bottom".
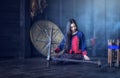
{"left": 54, "top": 19, "right": 90, "bottom": 60}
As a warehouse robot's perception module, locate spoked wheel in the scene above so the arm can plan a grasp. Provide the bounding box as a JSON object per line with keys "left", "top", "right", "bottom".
{"left": 30, "top": 20, "right": 64, "bottom": 57}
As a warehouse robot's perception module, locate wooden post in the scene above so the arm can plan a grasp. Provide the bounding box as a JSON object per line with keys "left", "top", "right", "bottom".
{"left": 108, "top": 40, "right": 112, "bottom": 68}
{"left": 116, "top": 39, "right": 120, "bottom": 67}
{"left": 47, "top": 26, "right": 53, "bottom": 67}
{"left": 19, "top": 0, "right": 25, "bottom": 59}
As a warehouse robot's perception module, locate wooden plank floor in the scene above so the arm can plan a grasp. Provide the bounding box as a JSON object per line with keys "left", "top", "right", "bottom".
{"left": 0, "top": 57, "right": 120, "bottom": 78}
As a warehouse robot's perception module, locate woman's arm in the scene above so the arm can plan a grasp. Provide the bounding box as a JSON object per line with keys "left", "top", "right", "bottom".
{"left": 77, "top": 32, "right": 90, "bottom": 60}
{"left": 55, "top": 37, "right": 66, "bottom": 53}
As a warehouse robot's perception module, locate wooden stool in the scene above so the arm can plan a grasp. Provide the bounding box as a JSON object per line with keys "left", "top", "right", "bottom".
{"left": 108, "top": 39, "right": 120, "bottom": 68}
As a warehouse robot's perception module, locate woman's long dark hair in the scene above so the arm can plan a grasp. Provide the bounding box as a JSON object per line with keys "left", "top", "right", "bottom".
{"left": 65, "top": 19, "right": 79, "bottom": 52}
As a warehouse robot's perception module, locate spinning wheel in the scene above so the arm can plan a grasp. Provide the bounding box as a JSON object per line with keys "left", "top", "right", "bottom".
{"left": 30, "top": 20, "right": 64, "bottom": 57}
{"left": 30, "top": 20, "right": 102, "bottom": 67}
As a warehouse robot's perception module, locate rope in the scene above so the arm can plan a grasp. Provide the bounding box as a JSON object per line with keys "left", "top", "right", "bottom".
{"left": 108, "top": 45, "right": 119, "bottom": 50}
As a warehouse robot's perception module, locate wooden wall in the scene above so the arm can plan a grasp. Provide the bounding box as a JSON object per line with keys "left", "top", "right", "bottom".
{"left": 40, "top": 0, "right": 120, "bottom": 56}
{"left": 0, "top": 0, "right": 32, "bottom": 59}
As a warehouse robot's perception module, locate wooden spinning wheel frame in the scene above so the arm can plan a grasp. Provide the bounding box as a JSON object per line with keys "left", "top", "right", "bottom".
{"left": 30, "top": 20, "right": 64, "bottom": 57}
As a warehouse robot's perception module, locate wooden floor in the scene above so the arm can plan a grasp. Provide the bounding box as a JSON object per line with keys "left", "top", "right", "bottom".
{"left": 0, "top": 57, "right": 120, "bottom": 78}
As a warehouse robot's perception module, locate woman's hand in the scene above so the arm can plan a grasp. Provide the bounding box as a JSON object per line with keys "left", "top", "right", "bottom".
{"left": 83, "top": 55, "right": 90, "bottom": 60}
{"left": 55, "top": 48, "right": 60, "bottom": 53}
